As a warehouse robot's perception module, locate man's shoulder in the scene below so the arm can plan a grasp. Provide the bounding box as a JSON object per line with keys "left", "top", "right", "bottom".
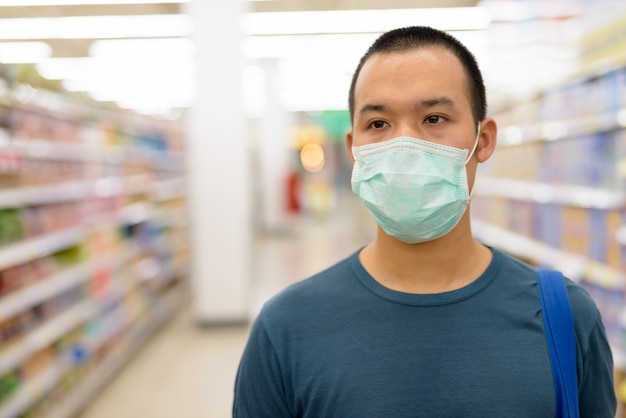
{"left": 564, "top": 277, "right": 602, "bottom": 333}
{"left": 499, "top": 249, "right": 600, "bottom": 318}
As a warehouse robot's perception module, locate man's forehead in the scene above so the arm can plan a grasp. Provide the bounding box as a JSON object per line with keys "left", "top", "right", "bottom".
{"left": 357, "top": 48, "right": 463, "bottom": 84}
{"left": 354, "top": 48, "right": 469, "bottom": 108}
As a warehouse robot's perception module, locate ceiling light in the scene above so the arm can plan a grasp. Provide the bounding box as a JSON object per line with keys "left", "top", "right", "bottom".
{"left": 89, "top": 38, "right": 195, "bottom": 59}
{"left": 37, "top": 55, "right": 195, "bottom": 111}
{"left": 0, "top": 14, "right": 193, "bottom": 40}
{"left": 77, "top": 78, "right": 195, "bottom": 110}
{"left": 86, "top": 83, "right": 193, "bottom": 102}
{"left": 37, "top": 57, "right": 194, "bottom": 79}
{"left": 240, "top": 8, "right": 492, "bottom": 35}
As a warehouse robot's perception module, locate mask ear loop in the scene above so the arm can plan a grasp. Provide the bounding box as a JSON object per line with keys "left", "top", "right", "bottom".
{"left": 465, "top": 122, "right": 481, "bottom": 200}
{"left": 464, "top": 122, "right": 481, "bottom": 165}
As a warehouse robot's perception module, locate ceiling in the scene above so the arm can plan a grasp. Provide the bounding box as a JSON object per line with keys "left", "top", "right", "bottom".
{"left": 0, "top": 0, "right": 596, "bottom": 114}
{"left": 0, "top": 3, "right": 183, "bottom": 58}
{"left": 0, "top": 0, "right": 479, "bottom": 58}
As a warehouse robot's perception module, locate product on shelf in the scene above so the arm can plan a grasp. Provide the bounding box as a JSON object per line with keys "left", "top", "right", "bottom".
{"left": 0, "top": 208, "right": 23, "bottom": 246}
{"left": 35, "top": 284, "right": 86, "bottom": 323}
{"left": 20, "top": 346, "right": 56, "bottom": 381}
{"left": 0, "top": 145, "right": 20, "bottom": 189}
{"left": 0, "top": 245, "right": 82, "bottom": 298}
{"left": 0, "top": 371, "right": 19, "bottom": 406}
{"left": 0, "top": 62, "right": 188, "bottom": 418}
{"left": 0, "top": 310, "right": 36, "bottom": 347}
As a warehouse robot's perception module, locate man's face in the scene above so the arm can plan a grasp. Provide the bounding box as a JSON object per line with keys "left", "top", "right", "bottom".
{"left": 350, "top": 46, "right": 476, "bottom": 152}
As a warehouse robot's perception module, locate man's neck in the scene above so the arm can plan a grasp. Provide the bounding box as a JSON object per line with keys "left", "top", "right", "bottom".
{"left": 358, "top": 220, "right": 492, "bottom": 294}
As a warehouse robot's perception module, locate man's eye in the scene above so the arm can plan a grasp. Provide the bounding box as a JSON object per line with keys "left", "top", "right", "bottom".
{"left": 426, "top": 115, "right": 443, "bottom": 124}
{"left": 370, "top": 120, "right": 388, "bottom": 129}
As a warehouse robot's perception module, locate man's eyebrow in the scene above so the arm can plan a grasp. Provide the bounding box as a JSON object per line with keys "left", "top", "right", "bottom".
{"left": 420, "top": 96, "right": 456, "bottom": 108}
{"left": 358, "top": 97, "right": 456, "bottom": 116}
{"left": 358, "top": 103, "right": 386, "bottom": 116}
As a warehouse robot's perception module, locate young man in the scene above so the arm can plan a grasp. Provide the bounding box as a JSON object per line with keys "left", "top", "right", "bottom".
{"left": 233, "top": 26, "right": 616, "bottom": 417}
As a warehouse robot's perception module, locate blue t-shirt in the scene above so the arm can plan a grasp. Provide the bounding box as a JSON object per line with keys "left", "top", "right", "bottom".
{"left": 234, "top": 247, "right": 616, "bottom": 417}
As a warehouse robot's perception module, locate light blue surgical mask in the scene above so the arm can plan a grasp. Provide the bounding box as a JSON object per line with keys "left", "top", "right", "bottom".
{"left": 351, "top": 127, "right": 480, "bottom": 244}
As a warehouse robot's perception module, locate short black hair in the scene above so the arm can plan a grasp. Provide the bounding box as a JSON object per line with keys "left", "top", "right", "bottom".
{"left": 348, "top": 26, "right": 487, "bottom": 126}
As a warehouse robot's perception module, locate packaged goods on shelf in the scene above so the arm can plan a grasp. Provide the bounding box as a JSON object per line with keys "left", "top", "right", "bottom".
{"left": 507, "top": 201, "right": 535, "bottom": 238}
{"left": 560, "top": 206, "right": 590, "bottom": 256}
{"left": 474, "top": 47, "right": 626, "bottom": 384}
{"left": 533, "top": 203, "right": 562, "bottom": 248}
{"left": 0, "top": 209, "right": 22, "bottom": 246}
{"left": 0, "top": 372, "right": 18, "bottom": 406}
{"left": 0, "top": 63, "right": 188, "bottom": 418}
{"left": 589, "top": 208, "right": 622, "bottom": 269}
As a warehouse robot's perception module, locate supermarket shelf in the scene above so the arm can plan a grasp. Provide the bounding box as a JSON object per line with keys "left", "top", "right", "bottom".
{"left": 0, "top": 226, "right": 86, "bottom": 271}
{"left": 48, "top": 288, "right": 183, "bottom": 418}
{"left": 122, "top": 174, "right": 152, "bottom": 196}
{"left": 0, "top": 244, "right": 136, "bottom": 321}
{"left": 0, "top": 181, "right": 91, "bottom": 209}
{"left": 1, "top": 73, "right": 188, "bottom": 418}
{"left": 0, "top": 140, "right": 184, "bottom": 177}
{"left": 0, "top": 359, "right": 70, "bottom": 418}
{"left": 9, "top": 83, "right": 97, "bottom": 121}
{"left": 151, "top": 209, "right": 189, "bottom": 229}
{"left": 0, "top": 79, "right": 8, "bottom": 106}
{"left": 472, "top": 218, "right": 624, "bottom": 290}
{"left": 0, "top": 288, "right": 181, "bottom": 418}
{"left": 152, "top": 177, "right": 186, "bottom": 202}
{"left": 99, "top": 267, "right": 141, "bottom": 308}
{"left": 7, "top": 139, "right": 184, "bottom": 171}
{"left": 0, "top": 300, "right": 93, "bottom": 377}
{"left": 617, "top": 225, "right": 626, "bottom": 246}
{"left": 11, "top": 139, "right": 124, "bottom": 164}
{"left": 0, "top": 263, "right": 90, "bottom": 322}
{"left": 499, "top": 107, "right": 626, "bottom": 146}
{"left": 0, "top": 176, "right": 186, "bottom": 209}
{"left": 0, "top": 188, "right": 24, "bottom": 209}
{"left": 127, "top": 147, "right": 185, "bottom": 172}
{"left": 86, "top": 175, "right": 153, "bottom": 199}
{"left": 474, "top": 176, "right": 623, "bottom": 209}
{"left": 0, "top": 244, "right": 146, "bottom": 380}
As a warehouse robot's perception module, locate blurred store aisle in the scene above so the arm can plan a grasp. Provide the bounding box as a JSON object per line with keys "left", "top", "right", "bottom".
{"left": 77, "top": 191, "right": 374, "bottom": 418}
{"left": 249, "top": 190, "right": 376, "bottom": 317}
{"left": 76, "top": 307, "right": 249, "bottom": 418}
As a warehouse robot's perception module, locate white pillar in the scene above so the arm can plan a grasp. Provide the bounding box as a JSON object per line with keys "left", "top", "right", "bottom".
{"left": 185, "top": 0, "right": 251, "bottom": 324}
{"left": 257, "top": 59, "right": 295, "bottom": 233}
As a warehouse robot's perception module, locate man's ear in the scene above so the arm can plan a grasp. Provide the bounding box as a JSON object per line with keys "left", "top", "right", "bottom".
{"left": 476, "top": 118, "right": 497, "bottom": 163}
{"left": 346, "top": 131, "right": 355, "bottom": 164}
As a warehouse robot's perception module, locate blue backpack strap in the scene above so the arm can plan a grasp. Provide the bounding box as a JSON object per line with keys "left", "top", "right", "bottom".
{"left": 537, "top": 268, "right": 579, "bottom": 418}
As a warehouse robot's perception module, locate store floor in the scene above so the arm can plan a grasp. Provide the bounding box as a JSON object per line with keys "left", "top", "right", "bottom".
{"left": 77, "top": 191, "right": 374, "bottom": 418}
